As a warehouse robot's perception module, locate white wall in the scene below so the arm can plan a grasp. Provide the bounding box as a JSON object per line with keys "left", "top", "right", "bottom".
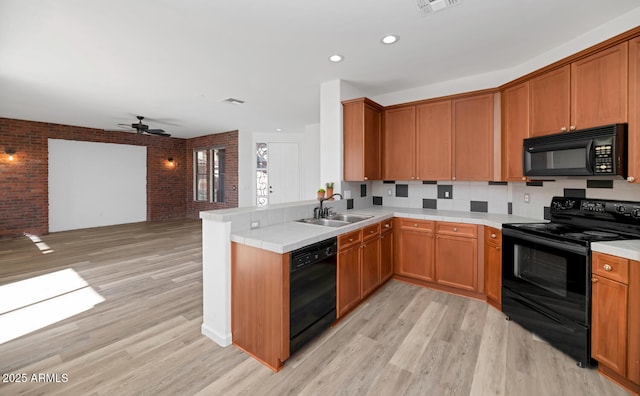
{"left": 48, "top": 139, "right": 146, "bottom": 232}
{"left": 302, "top": 123, "right": 321, "bottom": 199}
{"left": 320, "top": 80, "right": 343, "bottom": 193}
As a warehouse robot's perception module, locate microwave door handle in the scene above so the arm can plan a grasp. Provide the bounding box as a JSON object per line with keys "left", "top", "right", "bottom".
{"left": 585, "top": 140, "right": 594, "bottom": 171}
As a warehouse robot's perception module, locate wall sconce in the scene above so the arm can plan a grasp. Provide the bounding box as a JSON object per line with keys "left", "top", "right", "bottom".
{"left": 167, "top": 157, "right": 175, "bottom": 167}
{"left": 5, "top": 148, "right": 16, "bottom": 161}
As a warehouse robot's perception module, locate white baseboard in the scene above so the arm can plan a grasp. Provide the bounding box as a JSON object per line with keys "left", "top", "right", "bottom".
{"left": 201, "top": 323, "right": 232, "bottom": 347}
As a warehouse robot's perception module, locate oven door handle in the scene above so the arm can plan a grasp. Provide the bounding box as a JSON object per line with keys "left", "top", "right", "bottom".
{"left": 502, "top": 228, "right": 589, "bottom": 256}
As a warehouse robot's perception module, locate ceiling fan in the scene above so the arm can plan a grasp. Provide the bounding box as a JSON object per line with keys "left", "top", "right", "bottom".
{"left": 119, "top": 116, "right": 171, "bottom": 137}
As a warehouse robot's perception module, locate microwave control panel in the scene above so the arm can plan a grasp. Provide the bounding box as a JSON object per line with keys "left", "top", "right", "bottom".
{"left": 594, "top": 144, "right": 613, "bottom": 174}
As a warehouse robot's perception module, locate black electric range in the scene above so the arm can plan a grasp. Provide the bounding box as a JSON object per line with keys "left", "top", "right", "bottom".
{"left": 503, "top": 196, "right": 640, "bottom": 246}
{"left": 501, "top": 196, "right": 640, "bottom": 368}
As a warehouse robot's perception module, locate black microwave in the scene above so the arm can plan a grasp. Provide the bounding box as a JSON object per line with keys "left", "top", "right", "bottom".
{"left": 523, "top": 124, "right": 627, "bottom": 178}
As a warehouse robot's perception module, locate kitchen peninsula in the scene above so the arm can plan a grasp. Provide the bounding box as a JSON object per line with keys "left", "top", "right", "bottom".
{"left": 199, "top": 200, "right": 541, "bottom": 368}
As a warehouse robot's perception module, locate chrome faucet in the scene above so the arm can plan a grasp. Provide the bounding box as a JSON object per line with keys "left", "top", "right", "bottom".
{"left": 315, "top": 193, "right": 344, "bottom": 219}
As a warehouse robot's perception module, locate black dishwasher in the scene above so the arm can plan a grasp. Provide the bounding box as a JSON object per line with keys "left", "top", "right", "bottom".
{"left": 289, "top": 237, "right": 337, "bottom": 355}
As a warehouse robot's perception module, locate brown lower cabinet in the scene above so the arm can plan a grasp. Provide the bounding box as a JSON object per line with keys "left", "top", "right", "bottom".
{"left": 484, "top": 227, "right": 502, "bottom": 309}
{"left": 395, "top": 218, "right": 435, "bottom": 281}
{"left": 380, "top": 219, "right": 394, "bottom": 282}
{"left": 337, "top": 229, "right": 363, "bottom": 318}
{"left": 395, "top": 218, "right": 481, "bottom": 296}
{"left": 337, "top": 221, "right": 390, "bottom": 318}
{"left": 231, "top": 242, "right": 289, "bottom": 371}
{"left": 591, "top": 252, "right": 640, "bottom": 394}
{"left": 434, "top": 222, "right": 478, "bottom": 291}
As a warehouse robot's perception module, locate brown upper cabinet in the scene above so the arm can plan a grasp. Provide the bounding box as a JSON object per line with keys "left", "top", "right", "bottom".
{"left": 383, "top": 105, "right": 416, "bottom": 180}
{"left": 416, "top": 100, "right": 452, "bottom": 180}
{"left": 530, "top": 42, "right": 628, "bottom": 137}
{"left": 502, "top": 82, "right": 530, "bottom": 181}
{"left": 452, "top": 93, "right": 495, "bottom": 181}
{"left": 383, "top": 100, "right": 453, "bottom": 181}
{"left": 629, "top": 36, "right": 640, "bottom": 184}
{"left": 342, "top": 98, "right": 383, "bottom": 181}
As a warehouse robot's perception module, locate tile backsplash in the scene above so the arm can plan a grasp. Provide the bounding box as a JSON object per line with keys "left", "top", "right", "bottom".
{"left": 348, "top": 179, "right": 640, "bottom": 220}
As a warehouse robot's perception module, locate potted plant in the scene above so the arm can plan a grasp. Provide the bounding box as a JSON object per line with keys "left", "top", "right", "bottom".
{"left": 317, "top": 188, "right": 326, "bottom": 200}
{"left": 325, "top": 182, "right": 334, "bottom": 199}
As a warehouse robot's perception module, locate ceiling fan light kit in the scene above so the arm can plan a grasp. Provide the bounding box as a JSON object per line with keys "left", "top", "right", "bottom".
{"left": 129, "top": 116, "right": 171, "bottom": 137}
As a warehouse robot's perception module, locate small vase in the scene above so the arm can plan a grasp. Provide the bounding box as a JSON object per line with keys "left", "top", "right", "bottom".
{"left": 326, "top": 188, "right": 334, "bottom": 200}
{"left": 317, "top": 191, "right": 325, "bottom": 200}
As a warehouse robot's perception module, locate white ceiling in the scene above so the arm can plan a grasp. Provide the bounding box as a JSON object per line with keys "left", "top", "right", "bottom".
{"left": 1, "top": 0, "right": 639, "bottom": 138}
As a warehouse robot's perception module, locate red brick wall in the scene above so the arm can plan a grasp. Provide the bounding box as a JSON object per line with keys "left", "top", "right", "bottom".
{"left": 0, "top": 117, "right": 188, "bottom": 238}
{"left": 186, "top": 130, "right": 239, "bottom": 218}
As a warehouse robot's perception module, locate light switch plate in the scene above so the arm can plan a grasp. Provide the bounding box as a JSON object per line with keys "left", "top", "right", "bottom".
{"left": 524, "top": 193, "right": 530, "bottom": 203}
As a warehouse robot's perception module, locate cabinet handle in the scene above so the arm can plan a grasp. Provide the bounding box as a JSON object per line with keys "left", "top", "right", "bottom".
{"left": 592, "top": 277, "right": 599, "bottom": 283}
{"left": 411, "top": 176, "right": 415, "bottom": 180}
{"left": 369, "top": 230, "right": 375, "bottom": 234}
{"left": 414, "top": 224, "right": 418, "bottom": 227}
{"left": 490, "top": 233, "right": 497, "bottom": 238}
{"left": 628, "top": 176, "right": 636, "bottom": 183}
{"left": 522, "top": 177, "right": 527, "bottom": 181}
{"left": 496, "top": 247, "right": 501, "bottom": 251}
{"left": 364, "top": 176, "right": 368, "bottom": 180}
{"left": 349, "top": 238, "right": 353, "bottom": 242}
{"left": 453, "top": 227, "right": 458, "bottom": 232}
{"left": 452, "top": 177, "right": 456, "bottom": 181}
{"left": 569, "top": 125, "right": 576, "bottom": 131}
{"left": 561, "top": 126, "right": 567, "bottom": 132}
{"left": 603, "top": 264, "right": 612, "bottom": 272}
{"left": 385, "top": 224, "right": 390, "bottom": 228}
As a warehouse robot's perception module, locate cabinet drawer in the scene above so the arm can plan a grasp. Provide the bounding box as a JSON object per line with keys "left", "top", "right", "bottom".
{"left": 380, "top": 219, "right": 393, "bottom": 233}
{"left": 436, "top": 222, "right": 477, "bottom": 238}
{"left": 339, "top": 229, "right": 362, "bottom": 251}
{"left": 399, "top": 219, "right": 434, "bottom": 232}
{"left": 485, "top": 227, "right": 502, "bottom": 245}
{"left": 363, "top": 223, "right": 381, "bottom": 241}
{"left": 592, "top": 252, "right": 629, "bottom": 284}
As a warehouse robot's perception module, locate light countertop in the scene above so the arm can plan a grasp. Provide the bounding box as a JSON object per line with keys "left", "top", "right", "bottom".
{"left": 230, "top": 206, "right": 543, "bottom": 254}
{"left": 591, "top": 240, "right": 640, "bottom": 262}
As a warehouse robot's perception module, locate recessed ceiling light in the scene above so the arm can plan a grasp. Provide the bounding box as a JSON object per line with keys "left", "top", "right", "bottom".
{"left": 329, "top": 54, "right": 344, "bottom": 63}
{"left": 381, "top": 35, "right": 399, "bottom": 45}
{"left": 276, "top": 128, "right": 282, "bottom": 132}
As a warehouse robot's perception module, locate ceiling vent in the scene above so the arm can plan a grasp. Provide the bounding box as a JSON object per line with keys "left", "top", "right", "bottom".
{"left": 221, "top": 97, "right": 245, "bottom": 105}
{"left": 417, "top": 0, "right": 462, "bottom": 16}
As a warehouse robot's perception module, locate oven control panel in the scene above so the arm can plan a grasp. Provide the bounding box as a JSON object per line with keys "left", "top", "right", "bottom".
{"left": 581, "top": 201, "right": 606, "bottom": 213}
{"left": 551, "top": 197, "right": 640, "bottom": 221}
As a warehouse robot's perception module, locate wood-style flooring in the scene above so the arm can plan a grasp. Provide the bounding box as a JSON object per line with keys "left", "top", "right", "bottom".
{"left": 0, "top": 219, "right": 631, "bottom": 395}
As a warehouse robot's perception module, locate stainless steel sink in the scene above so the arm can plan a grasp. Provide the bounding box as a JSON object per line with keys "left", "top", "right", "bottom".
{"left": 327, "top": 214, "right": 373, "bottom": 223}
{"left": 297, "top": 213, "right": 373, "bottom": 228}
{"left": 297, "top": 218, "right": 350, "bottom": 227}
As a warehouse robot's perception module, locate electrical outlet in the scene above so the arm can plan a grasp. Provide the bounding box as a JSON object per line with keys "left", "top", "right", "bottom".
{"left": 250, "top": 220, "right": 260, "bottom": 229}
{"left": 445, "top": 191, "right": 450, "bottom": 198}
{"left": 524, "top": 193, "right": 530, "bottom": 203}
{"left": 387, "top": 188, "right": 392, "bottom": 196}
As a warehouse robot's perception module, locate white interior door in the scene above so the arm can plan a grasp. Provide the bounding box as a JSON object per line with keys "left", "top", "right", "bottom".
{"left": 268, "top": 142, "right": 300, "bottom": 204}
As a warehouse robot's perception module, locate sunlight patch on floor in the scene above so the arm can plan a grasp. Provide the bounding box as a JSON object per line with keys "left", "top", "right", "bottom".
{"left": 25, "top": 233, "right": 55, "bottom": 254}
{"left": 0, "top": 269, "right": 105, "bottom": 344}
